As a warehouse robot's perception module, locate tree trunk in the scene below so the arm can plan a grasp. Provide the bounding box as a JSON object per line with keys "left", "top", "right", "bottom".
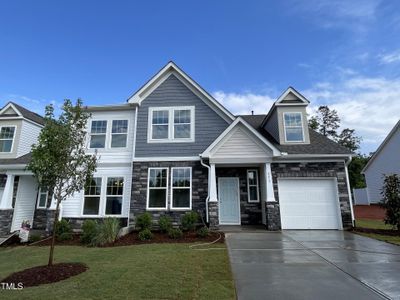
{"left": 48, "top": 197, "right": 60, "bottom": 267}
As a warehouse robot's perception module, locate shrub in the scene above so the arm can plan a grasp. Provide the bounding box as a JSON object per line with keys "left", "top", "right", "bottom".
{"left": 29, "top": 234, "right": 42, "bottom": 243}
{"left": 81, "top": 219, "right": 98, "bottom": 244}
{"left": 168, "top": 228, "right": 183, "bottom": 239}
{"left": 138, "top": 228, "right": 153, "bottom": 241}
{"left": 136, "top": 212, "right": 152, "bottom": 230}
{"left": 181, "top": 211, "right": 199, "bottom": 231}
{"left": 55, "top": 219, "right": 72, "bottom": 241}
{"left": 159, "top": 215, "right": 172, "bottom": 233}
{"left": 92, "top": 218, "right": 120, "bottom": 246}
{"left": 380, "top": 174, "right": 400, "bottom": 230}
{"left": 197, "top": 226, "right": 209, "bottom": 238}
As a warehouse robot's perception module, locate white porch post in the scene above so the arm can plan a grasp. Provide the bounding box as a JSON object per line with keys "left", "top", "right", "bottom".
{"left": 209, "top": 163, "right": 218, "bottom": 202}
{"left": 0, "top": 174, "right": 15, "bottom": 209}
{"left": 265, "top": 162, "right": 276, "bottom": 202}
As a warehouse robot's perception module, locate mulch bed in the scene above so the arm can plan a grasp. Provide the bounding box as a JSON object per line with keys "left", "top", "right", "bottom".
{"left": 33, "top": 231, "right": 224, "bottom": 247}
{"left": 0, "top": 263, "right": 88, "bottom": 287}
{"left": 352, "top": 227, "right": 400, "bottom": 236}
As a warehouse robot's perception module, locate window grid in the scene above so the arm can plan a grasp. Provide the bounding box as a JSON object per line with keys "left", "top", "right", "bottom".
{"left": 283, "top": 112, "right": 304, "bottom": 142}
{"left": 247, "top": 170, "right": 259, "bottom": 203}
{"left": 147, "top": 168, "right": 169, "bottom": 209}
{"left": 105, "top": 177, "right": 124, "bottom": 215}
{"left": 83, "top": 177, "right": 102, "bottom": 215}
{"left": 0, "top": 126, "right": 16, "bottom": 153}
{"left": 111, "top": 120, "right": 128, "bottom": 148}
{"left": 89, "top": 120, "right": 107, "bottom": 149}
{"left": 171, "top": 167, "right": 192, "bottom": 210}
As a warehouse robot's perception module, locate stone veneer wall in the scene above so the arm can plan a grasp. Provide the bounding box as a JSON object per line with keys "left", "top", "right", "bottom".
{"left": 216, "top": 167, "right": 262, "bottom": 225}
{"left": 33, "top": 209, "right": 47, "bottom": 230}
{"left": 0, "top": 209, "right": 13, "bottom": 236}
{"left": 130, "top": 161, "right": 208, "bottom": 227}
{"left": 268, "top": 161, "right": 352, "bottom": 230}
{"left": 63, "top": 218, "right": 128, "bottom": 230}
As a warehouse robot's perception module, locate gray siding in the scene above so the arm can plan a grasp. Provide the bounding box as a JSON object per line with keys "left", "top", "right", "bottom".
{"left": 365, "top": 128, "right": 400, "bottom": 203}
{"left": 263, "top": 109, "right": 279, "bottom": 142}
{"left": 135, "top": 74, "right": 230, "bottom": 157}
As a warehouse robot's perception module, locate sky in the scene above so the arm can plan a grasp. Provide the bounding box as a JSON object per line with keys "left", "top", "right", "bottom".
{"left": 1, "top": 0, "right": 399, "bottom": 154}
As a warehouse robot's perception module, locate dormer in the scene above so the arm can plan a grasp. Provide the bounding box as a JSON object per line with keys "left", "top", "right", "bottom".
{"left": 262, "top": 87, "right": 310, "bottom": 145}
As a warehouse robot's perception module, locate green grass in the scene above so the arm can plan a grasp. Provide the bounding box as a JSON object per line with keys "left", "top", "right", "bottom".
{"left": 0, "top": 244, "right": 235, "bottom": 299}
{"left": 355, "top": 218, "right": 400, "bottom": 246}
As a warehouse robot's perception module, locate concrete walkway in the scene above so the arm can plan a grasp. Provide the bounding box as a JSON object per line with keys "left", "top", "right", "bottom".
{"left": 225, "top": 230, "right": 400, "bottom": 300}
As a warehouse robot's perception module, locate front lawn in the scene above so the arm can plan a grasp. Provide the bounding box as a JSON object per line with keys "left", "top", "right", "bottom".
{"left": 355, "top": 218, "right": 400, "bottom": 246}
{"left": 355, "top": 218, "right": 393, "bottom": 230}
{"left": 0, "top": 244, "right": 236, "bottom": 299}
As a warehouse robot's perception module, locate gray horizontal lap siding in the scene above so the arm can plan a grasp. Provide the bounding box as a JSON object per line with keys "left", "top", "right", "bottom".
{"left": 135, "top": 74, "right": 230, "bottom": 157}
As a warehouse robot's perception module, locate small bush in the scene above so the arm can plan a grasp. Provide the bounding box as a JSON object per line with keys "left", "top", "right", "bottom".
{"left": 380, "top": 174, "right": 400, "bottom": 230}
{"left": 159, "top": 215, "right": 172, "bottom": 233}
{"left": 29, "top": 234, "right": 42, "bottom": 243}
{"left": 181, "top": 211, "right": 199, "bottom": 231}
{"left": 197, "top": 226, "right": 209, "bottom": 238}
{"left": 92, "top": 218, "right": 120, "bottom": 246}
{"left": 136, "top": 212, "right": 152, "bottom": 230}
{"left": 55, "top": 219, "right": 73, "bottom": 241}
{"left": 81, "top": 219, "right": 98, "bottom": 244}
{"left": 138, "top": 228, "right": 153, "bottom": 241}
{"left": 168, "top": 228, "right": 183, "bottom": 239}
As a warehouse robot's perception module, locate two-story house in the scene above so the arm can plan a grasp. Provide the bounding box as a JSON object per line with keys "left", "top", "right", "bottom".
{"left": 0, "top": 62, "right": 354, "bottom": 237}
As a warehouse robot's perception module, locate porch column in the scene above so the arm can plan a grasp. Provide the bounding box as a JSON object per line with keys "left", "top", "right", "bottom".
{"left": 0, "top": 174, "right": 15, "bottom": 209}
{"left": 209, "top": 163, "right": 218, "bottom": 202}
{"left": 265, "top": 162, "right": 275, "bottom": 202}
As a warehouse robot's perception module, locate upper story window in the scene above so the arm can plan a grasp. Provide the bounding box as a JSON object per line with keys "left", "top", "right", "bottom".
{"left": 283, "top": 112, "right": 304, "bottom": 142}
{"left": 111, "top": 120, "right": 128, "bottom": 148}
{"left": 148, "top": 107, "right": 194, "bottom": 142}
{"left": 0, "top": 126, "right": 16, "bottom": 152}
{"left": 90, "top": 120, "right": 107, "bottom": 148}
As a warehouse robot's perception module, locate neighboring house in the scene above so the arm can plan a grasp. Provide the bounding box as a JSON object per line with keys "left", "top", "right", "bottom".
{"left": 354, "top": 120, "right": 400, "bottom": 205}
{"left": 0, "top": 62, "right": 355, "bottom": 236}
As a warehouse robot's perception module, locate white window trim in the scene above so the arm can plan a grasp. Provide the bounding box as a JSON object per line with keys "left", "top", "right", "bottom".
{"left": 147, "top": 106, "right": 195, "bottom": 143}
{"left": 247, "top": 169, "right": 260, "bottom": 203}
{"left": 0, "top": 125, "right": 17, "bottom": 153}
{"left": 170, "top": 167, "right": 192, "bottom": 211}
{"left": 89, "top": 120, "right": 108, "bottom": 149}
{"left": 36, "top": 188, "right": 49, "bottom": 209}
{"left": 283, "top": 112, "right": 305, "bottom": 143}
{"left": 110, "top": 119, "right": 129, "bottom": 149}
{"left": 104, "top": 176, "right": 125, "bottom": 216}
{"left": 88, "top": 119, "right": 130, "bottom": 150}
{"left": 82, "top": 177, "right": 103, "bottom": 217}
{"left": 146, "top": 167, "right": 169, "bottom": 211}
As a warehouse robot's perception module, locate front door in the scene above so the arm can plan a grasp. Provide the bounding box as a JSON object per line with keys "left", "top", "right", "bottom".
{"left": 218, "top": 177, "right": 240, "bottom": 225}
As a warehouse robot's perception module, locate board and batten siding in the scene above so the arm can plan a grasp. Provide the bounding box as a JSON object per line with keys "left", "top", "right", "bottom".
{"left": 135, "top": 74, "right": 230, "bottom": 157}
{"left": 62, "top": 166, "right": 132, "bottom": 218}
{"left": 17, "top": 120, "right": 42, "bottom": 157}
{"left": 365, "top": 128, "right": 400, "bottom": 203}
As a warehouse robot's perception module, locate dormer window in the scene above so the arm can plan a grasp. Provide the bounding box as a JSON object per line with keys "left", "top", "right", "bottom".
{"left": 283, "top": 112, "right": 304, "bottom": 142}
{"left": 0, "top": 126, "right": 16, "bottom": 152}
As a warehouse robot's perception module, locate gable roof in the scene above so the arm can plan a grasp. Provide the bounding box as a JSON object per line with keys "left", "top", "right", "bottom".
{"left": 362, "top": 119, "right": 400, "bottom": 173}
{"left": 241, "top": 114, "right": 352, "bottom": 156}
{"left": 0, "top": 152, "right": 32, "bottom": 167}
{"left": 0, "top": 102, "right": 45, "bottom": 126}
{"left": 275, "top": 86, "right": 310, "bottom": 106}
{"left": 127, "top": 61, "right": 235, "bottom": 123}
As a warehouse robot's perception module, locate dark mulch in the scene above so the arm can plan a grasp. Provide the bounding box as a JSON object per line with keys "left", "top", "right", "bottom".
{"left": 35, "top": 234, "right": 82, "bottom": 247}
{"left": 354, "top": 205, "right": 386, "bottom": 220}
{"left": 0, "top": 263, "right": 88, "bottom": 287}
{"left": 353, "top": 227, "right": 400, "bottom": 236}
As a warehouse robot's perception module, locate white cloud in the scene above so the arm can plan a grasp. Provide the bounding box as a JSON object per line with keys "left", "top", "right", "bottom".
{"left": 379, "top": 50, "right": 400, "bottom": 64}
{"left": 213, "top": 75, "right": 400, "bottom": 154}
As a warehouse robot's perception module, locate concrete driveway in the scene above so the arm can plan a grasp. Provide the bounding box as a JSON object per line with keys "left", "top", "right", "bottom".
{"left": 225, "top": 230, "right": 400, "bottom": 300}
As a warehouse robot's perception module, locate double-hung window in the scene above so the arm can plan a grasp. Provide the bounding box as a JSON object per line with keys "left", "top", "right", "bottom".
{"left": 283, "top": 112, "right": 304, "bottom": 142}
{"left": 247, "top": 170, "right": 259, "bottom": 203}
{"left": 106, "top": 177, "right": 124, "bottom": 215}
{"left": 0, "top": 126, "right": 16, "bottom": 152}
{"left": 83, "top": 177, "right": 102, "bottom": 215}
{"left": 90, "top": 120, "right": 107, "bottom": 148}
{"left": 149, "top": 107, "right": 194, "bottom": 142}
{"left": 37, "top": 188, "right": 49, "bottom": 209}
{"left": 171, "top": 167, "right": 192, "bottom": 209}
{"left": 111, "top": 120, "right": 128, "bottom": 148}
{"left": 147, "top": 168, "right": 168, "bottom": 209}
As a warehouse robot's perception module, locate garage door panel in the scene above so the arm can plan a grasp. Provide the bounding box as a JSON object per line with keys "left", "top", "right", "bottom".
{"left": 278, "top": 179, "right": 341, "bottom": 230}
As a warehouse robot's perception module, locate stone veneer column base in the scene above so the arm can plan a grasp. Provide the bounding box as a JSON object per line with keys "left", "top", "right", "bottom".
{"left": 208, "top": 202, "right": 219, "bottom": 230}
{"left": 0, "top": 209, "right": 14, "bottom": 236}
{"left": 265, "top": 202, "right": 281, "bottom": 231}
{"left": 45, "top": 210, "right": 56, "bottom": 234}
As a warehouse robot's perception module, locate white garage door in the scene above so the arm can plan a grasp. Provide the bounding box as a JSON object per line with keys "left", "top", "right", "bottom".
{"left": 278, "top": 179, "right": 341, "bottom": 229}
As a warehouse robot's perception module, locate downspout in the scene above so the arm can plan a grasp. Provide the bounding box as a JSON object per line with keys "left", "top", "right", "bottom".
{"left": 127, "top": 105, "right": 138, "bottom": 228}
{"left": 199, "top": 155, "right": 210, "bottom": 223}
{"left": 345, "top": 156, "right": 355, "bottom": 226}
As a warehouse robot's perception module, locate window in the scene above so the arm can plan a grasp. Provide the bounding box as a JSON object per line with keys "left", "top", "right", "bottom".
{"left": 171, "top": 167, "right": 192, "bottom": 209}
{"left": 283, "top": 112, "right": 304, "bottom": 142}
{"left": 149, "top": 107, "right": 194, "bottom": 142}
{"left": 0, "top": 126, "right": 15, "bottom": 152}
{"left": 147, "top": 168, "right": 168, "bottom": 209}
{"left": 83, "top": 177, "right": 102, "bottom": 215}
{"left": 106, "top": 177, "right": 123, "bottom": 215}
{"left": 90, "top": 120, "right": 107, "bottom": 148}
{"left": 111, "top": 120, "right": 128, "bottom": 148}
{"left": 37, "top": 188, "right": 49, "bottom": 208}
{"left": 247, "top": 170, "right": 259, "bottom": 202}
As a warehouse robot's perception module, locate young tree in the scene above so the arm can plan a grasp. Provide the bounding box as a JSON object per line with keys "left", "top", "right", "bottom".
{"left": 348, "top": 154, "right": 370, "bottom": 189}
{"left": 380, "top": 174, "right": 400, "bottom": 231}
{"left": 337, "top": 128, "right": 362, "bottom": 152}
{"left": 28, "top": 99, "right": 98, "bottom": 266}
{"left": 308, "top": 105, "right": 340, "bottom": 138}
